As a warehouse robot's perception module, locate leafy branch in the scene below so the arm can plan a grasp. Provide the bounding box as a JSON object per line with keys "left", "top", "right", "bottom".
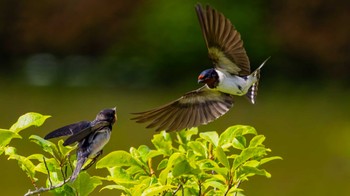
{"left": 96, "top": 125, "right": 282, "bottom": 195}
{"left": 0, "top": 112, "right": 281, "bottom": 195}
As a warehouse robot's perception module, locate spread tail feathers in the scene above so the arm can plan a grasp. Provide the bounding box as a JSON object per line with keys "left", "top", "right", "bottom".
{"left": 246, "top": 57, "right": 270, "bottom": 104}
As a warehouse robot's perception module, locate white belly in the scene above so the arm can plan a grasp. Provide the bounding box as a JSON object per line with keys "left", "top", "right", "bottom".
{"left": 215, "top": 70, "right": 256, "bottom": 96}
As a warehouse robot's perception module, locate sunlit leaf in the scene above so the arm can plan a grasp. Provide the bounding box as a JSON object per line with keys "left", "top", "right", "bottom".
{"left": 138, "top": 145, "right": 151, "bottom": 162}
{"left": 176, "top": 128, "right": 198, "bottom": 144}
{"left": 51, "top": 184, "right": 75, "bottom": 196}
{"left": 100, "top": 184, "right": 131, "bottom": 195}
{"left": 260, "top": 156, "right": 283, "bottom": 165}
{"left": 215, "top": 146, "right": 230, "bottom": 169}
{"left": 132, "top": 176, "right": 157, "bottom": 196}
{"left": 73, "top": 172, "right": 102, "bottom": 196}
{"left": 232, "top": 147, "right": 267, "bottom": 170}
{"left": 232, "top": 135, "right": 246, "bottom": 150}
{"left": 172, "top": 159, "right": 197, "bottom": 177}
{"left": 6, "top": 150, "right": 37, "bottom": 181}
{"left": 159, "top": 153, "right": 183, "bottom": 185}
{"left": 249, "top": 135, "right": 266, "bottom": 147}
{"left": 203, "top": 180, "right": 226, "bottom": 192}
{"left": 157, "top": 159, "right": 168, "bottom": 170}
{"left": 223, "top": 125, "right": 257, "bottom": 138}
{"left": 0, "top": 130, "right": 21, "bottom": 154}
{"left": 10, "top": 112, "right": 51, "bottom": 133}
{"left": 238, "top": 166, "right": 271, "bottom": 178}
{"left": 96, "top": 151, "right": 138, "bottom": 169}
{"left": 152, "top": 131, "right": 173, "bottom": 156}
{"left": 199, "top": 131, "right": 219, "bottom": 147}
{"left": 29, "top": 135, "right": 59, "bottom": 158}
{"left": 243, "top": 160, "right": 260, "bottom": 167}
{"left": 141, "top": 185, "right": 175, "bottom": 196}
{"left": 57, "top": 139, "right": 75, "bottom": 159}
{"left": 188, "top": 141, "right": 207, "bottom": 157}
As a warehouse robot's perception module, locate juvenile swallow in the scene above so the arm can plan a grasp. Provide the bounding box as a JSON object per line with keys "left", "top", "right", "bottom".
{"left": 44, "top": 108, "right": 117, "bottom": 182}
{"left": 132, "top": 4, "right": 269, "bottom": 132}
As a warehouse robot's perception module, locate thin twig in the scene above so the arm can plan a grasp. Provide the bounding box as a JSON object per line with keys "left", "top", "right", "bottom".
{"left": 233, "top": 180, "right": 241, "bottom": 196}
{"left": 43, "top": 157, "right": 52, "bottom": 187}
{"left": 24, "top": 178, "right": 71, "bottom": 196}
{"left": 172, "top": 184, "right": 182, "bottom": 196}
{"left": 148, "top": 158, "right": 154, "bottom": 175}
{"left": 24, "top": 156, "right": 72, "bottom": 196}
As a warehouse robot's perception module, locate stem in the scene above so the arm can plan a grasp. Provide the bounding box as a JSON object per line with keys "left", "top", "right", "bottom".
{"left": 233, "top": 180, "right": 241, "bottom": 196}
{"left": 24, "top": 157, "right": 72, "bottom": 196}
{"left": 43, "top": 157, "right": 52, "bottom": 187}
{"left": 148, "top": 158, "right": 154, "bottom": 175}
{"left": 198, "top": 180, "right": 202, "bottom": 196}
{"left": 24, "top": 178, "right": 71, "bottom": 196}
{"left": 172, "top": 184, "right": 182, "bottom": 196}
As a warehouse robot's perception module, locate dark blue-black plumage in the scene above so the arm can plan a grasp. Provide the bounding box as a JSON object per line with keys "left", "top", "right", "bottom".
{"left": 44, "top": 108, "right": 117, "bottom": 181}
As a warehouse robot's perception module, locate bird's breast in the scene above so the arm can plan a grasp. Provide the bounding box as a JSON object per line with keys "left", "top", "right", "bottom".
{"left": 88, "top": 128, "right": 111, "bottom": 157}
{"left": 216, "top": 71, "right": 248, "bottom": 96}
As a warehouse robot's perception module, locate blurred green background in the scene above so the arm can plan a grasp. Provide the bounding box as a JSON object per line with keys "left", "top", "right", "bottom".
{"left": 1, "top": 0, "right": 349, "bottom": 195}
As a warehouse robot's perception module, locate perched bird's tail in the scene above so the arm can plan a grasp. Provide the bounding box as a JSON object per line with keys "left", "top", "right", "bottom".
{"left": 70, "top": 156, "right": 87, "bottom": 182}
{"left": 246, "top": 57, "right": 270, "bottom": 104}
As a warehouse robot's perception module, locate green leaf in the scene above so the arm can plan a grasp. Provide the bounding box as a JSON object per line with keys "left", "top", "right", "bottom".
{"left": 73, "top": 172, "right": 102, "bottom": 196}
{"left": 96, "top": 151, "right": 138, "bottom": 169}
{"left": 157, "top": 159, "right": 168, "bottom": 170}
{"left": 199, "top": 131, "right": 219, "bottom": 147}
{"left": 142, "top": 185, "right": 175, "bottom": 196}
{"left": 100, "top": 185, "right": 131, "bottom": 194}
{"left": 249, "top": 135, "right": 266, "bottom": 147}
{"left": 188, "top": 141, "right": 207, "bottom": 157}
{"left": 151, "top": 131, "right": 173, "bottom": 156}
{"left": 138, "top": 145, "right": 151, "bottom": 162}
{"left": 238, "top": 166, "right": 271, "bottom": 178}
{"left": 132, "top": 176, "right": 157, "bottom": 196}
{"left": 176, "top": 128, "right": 198, "bottom": 144}
{"left": 106, "top": 167, "right": 137, "bottom": 185}
{"left": 29, "top": 135, "right": 59, "bottom": 158}
{"left": 57, "top": 139, "right": 75, "bottom": 160}
{"left": 232, "top": 147, "right": 267, "bottom": 170}
{"left": 215, "top": 146, "right": 230, "bottom": 169}
{"left": 10, "top": 112, "right": 51, "bottom": 133}
{"left": 159, "top": 153, "right": 183, "bottom": 185}
{"left": 232, "top": 135, "right": 246, "bottom": 150}
{"left": 0, "top": 130, "right": 22, "bottom": 154}
{"left": 260, "top": 156, "right": 283, "bottom": 165}
{"left": 6, "top": 149, "right": 37, "bottom": 181}
{"left": 172, "top": 159, "right": 194, "bottom": 177}
{"left": 243, "top": 160, "right": 260, "bottom": 167}
{"left": 51, "top": 184, "right": 75, "bottom": 196}
{"left": 203, "top": 180, "right": 226, "bottom": 192}
{"left": 199, "top": 159, "right": 229, "bottom": 177}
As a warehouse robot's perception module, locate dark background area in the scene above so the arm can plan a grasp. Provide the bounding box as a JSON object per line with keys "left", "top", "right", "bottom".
{"left": 0, "top": 0, "right": 349, "bottom": 195}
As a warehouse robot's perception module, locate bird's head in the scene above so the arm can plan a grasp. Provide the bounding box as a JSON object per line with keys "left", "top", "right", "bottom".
{"left": 96, "top": 107, "right": 117, "bottom": 124}
{"left": 198, "top": 69, "right": 219, "bottom": 88}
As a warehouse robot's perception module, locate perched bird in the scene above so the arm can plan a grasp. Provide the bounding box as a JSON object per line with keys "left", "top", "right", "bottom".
{"left": 132, "top": 4, "right": 269, "bottom": 132}
{"left": 44, "top": 108, "right": 117, "bottom": 182}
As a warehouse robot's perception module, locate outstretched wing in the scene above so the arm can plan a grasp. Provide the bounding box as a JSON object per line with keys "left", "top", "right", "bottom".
{"left": 63, "top": 121, "right": 110, "bottom": 146}
{"left": 195, "top": 4, "right": 250, "bottom": 76}
{"left": 132, "top": 86, "right": 234, "bottom": 132}
{"left": 44, "top": 121, "right": 91, "bottom": 140}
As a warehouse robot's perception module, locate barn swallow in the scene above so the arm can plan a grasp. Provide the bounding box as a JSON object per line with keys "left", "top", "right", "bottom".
{"left": 132, "top": 4, "right": 269, "bottom": 132}
{"left": 44, "top": 108, "right": 117, "bottom": 182}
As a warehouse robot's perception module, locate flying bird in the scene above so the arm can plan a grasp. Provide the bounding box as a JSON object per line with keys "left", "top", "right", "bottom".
{"left": 132, "top": 4, "right": 269, "bottom": 132}
{"left": 44, "top": 108, "right": 117, "bottom": 182}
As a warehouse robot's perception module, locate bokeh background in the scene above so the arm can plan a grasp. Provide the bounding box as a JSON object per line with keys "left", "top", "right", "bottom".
{"left": 1, "top": 0, "right": 349, "bottom": 195}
